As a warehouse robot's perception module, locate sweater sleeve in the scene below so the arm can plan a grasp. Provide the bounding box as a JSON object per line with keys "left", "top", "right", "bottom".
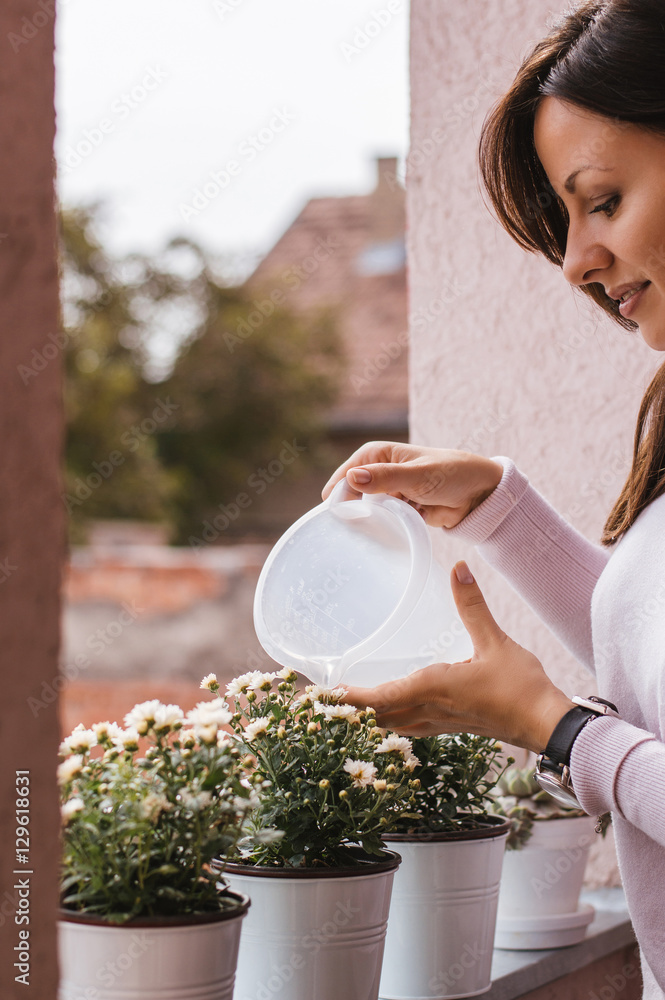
{"left": 570, "top": 716, "right": 665, "bottom": 846}
{"left": 446, "top": 457, "right": 611, "bottom": 672}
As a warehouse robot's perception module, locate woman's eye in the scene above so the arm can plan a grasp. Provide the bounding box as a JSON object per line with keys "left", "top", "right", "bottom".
{"left": 589, "top": 195, "right": 620, "bottom": 217}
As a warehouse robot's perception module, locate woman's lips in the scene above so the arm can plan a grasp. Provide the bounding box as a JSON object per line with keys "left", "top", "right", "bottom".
{"left": 619, "top": 281, "right": 651, "bottom": 319}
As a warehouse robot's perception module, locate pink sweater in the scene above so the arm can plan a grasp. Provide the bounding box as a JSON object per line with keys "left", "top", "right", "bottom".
{"left": 449, "top": 458, "right": 665, "bottom": 999}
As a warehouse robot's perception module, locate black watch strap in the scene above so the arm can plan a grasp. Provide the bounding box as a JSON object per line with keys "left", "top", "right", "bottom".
{"left": 544, "top": 707, "right": 596, "bottom": 766}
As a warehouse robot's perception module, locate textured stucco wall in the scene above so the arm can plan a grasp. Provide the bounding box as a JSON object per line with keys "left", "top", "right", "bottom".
{"left": 408, "top": 1, "right": 658, "bottom": 884}
{"left": 0, "top": 2, "right": 63, "bottom": 995}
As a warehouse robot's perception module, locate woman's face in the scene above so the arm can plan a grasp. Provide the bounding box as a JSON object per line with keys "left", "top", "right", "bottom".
{"left": 534, "top": 97, "right": 665, "bottom": 350}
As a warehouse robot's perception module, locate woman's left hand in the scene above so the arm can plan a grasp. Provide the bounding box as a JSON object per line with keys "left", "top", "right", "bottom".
{"left": 342, "top": 561, "right": 574, "bottom": 753}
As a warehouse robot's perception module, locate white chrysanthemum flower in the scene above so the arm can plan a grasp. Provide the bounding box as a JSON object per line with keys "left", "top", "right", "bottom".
{"left": 252, "top": 828, "right": 285, "bottom": 845}
{"left": 232, "top": 792, "right": 257, "bottom": 814}
{"left": 315, "top": 702, "right": 360, "bottom": 723}
{"left": 113, "top": 728, "right": 140, "bottom": 752}
{"left": 179, "top": 789, "right": 212, "bottom": 812}
{"left": 124, "top": 699, "right": 164, "bottom": 735}
{"left": 153, "top": 703, "right": 185, "bottom": 732}
{"left": 304, "top": 685, "right": 346, "bottom": 703}
{"left": 249, "top": 671, "right": 276, "bottom": 690}
{"left": 61, "top": 796, "right": 85, "bottom": 823}
{"left": 226, "top": 671, "right": 264, "bottom": 697}
{"left": 187, "top": 700, "right": 233, "bottom": 730}
{"left": 91, "top": 721, "right": 123, "bottom": 744}
{"left": 140, "top": 792, "right": 172, "bottom": 822}
{"left": 216, "top": 731, "right": 232, "bottom": 748}
{"left": 244, "top": 717, "right": 271, "bottom": 741}
{"left": 200, "top": 673, "right": 219, "bottom": 691}
{"left": 403, "top": 754, "right": 421, "bottom": 773}
{"left": 57, "top": 755, "right": 84, "bottom": 786}
{"left": 60, "top": 726, "right": 97, "bottom": 756}
{"left": 276, "top": 667, "right": 297, "bottom": 681}
{"left": 374, "top": 734, "right": 414, "bottom": 759}
{"left": 343, "top": 758, "right": 378, "bottom": 788}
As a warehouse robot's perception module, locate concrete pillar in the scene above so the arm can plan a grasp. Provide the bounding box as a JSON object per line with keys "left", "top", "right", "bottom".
{"left": 407, "top": 0, "right": 656, "bottom": 883}
{"left": 0, "top": 2, "right": 63, "bottom": 996}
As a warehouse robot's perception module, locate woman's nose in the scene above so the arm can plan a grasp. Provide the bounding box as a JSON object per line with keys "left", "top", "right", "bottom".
{"left": 562, "top": 223, "right": 613, "bottom": 287}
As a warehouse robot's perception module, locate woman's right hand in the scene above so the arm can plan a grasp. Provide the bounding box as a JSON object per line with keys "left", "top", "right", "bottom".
{"left": 321, "top": 441, "right": 503, "bottom": 529}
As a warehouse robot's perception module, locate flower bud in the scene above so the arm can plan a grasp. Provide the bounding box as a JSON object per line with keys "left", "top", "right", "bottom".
{"left": 409, "top": 778, "right": 421, "bottom": 790}
{"left": 326, "top": 739, "right": 335, "bottom": 747}
{"left": 307, "top": 722, "right": 318, "bottom": 734}
{"left": 246, "top": 691, "right": 257, "bottom": 703}
{"left": 339, "top": 789, "right": 348, "bottom": 799}
{"left": 277, "top": 727, "right": 287, "bottom": 740}
{"left": 386, "top": 764, "right": 397, "bottom": 775}
{"left": 319, "top": 779, "right": 330, "bottom": 790}
{"left": 373, "top": 779, "right": 387, "bottom": 792}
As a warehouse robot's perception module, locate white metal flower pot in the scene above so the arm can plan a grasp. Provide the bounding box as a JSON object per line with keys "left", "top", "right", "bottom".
{"left": 57, "top": 891, "right": 250, "bottom": 1000}
{"left": 379, "top": 817, "right": 511, "bottom": 1000}
{"left": 226, "top": 849, "right": 401, "bottom": 1000}
{"left": 495, "top": 814, "right": 596, "bottom": 949}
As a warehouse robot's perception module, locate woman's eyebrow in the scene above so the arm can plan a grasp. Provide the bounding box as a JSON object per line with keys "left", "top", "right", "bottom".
{"left": 564, "top": 165, "right": 614, "bottom": 193}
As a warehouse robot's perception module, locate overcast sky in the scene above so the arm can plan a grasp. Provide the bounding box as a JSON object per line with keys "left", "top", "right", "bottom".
{"left": 55, "top": 0, "right": 409, "bottom": 274}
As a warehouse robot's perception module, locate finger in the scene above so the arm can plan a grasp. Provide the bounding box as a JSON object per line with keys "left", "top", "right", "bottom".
{"left": 451, "top": 561, "right": 505, "bottom": 654}
{"left": 321, "top": 441, "right": 395, "bottom": 499}
{"left": 341, "top": 675, "right": 416, "bottom": 715}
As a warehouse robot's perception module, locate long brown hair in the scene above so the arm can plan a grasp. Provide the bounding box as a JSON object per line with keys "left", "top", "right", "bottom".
{"left": 478, "top": 0, "right": 665, "bottom": 545}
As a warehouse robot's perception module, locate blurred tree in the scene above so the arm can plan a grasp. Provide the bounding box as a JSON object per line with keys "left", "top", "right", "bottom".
{"left": 58, "top": 209, "right": 342, "bottom": 544}
{"left": 59, "top": 207, "right": 180, "bottom": 537}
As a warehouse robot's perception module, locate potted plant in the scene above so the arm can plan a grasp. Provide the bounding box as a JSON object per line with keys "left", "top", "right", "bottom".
{"left": 57, "top": 683, "right": 255, "bottom": 1000}
{"left": 490, "top": 764, "right": 598, "bottom": 949}
{"left": 207, "top": 669, "right": 412, "bottom": 1000}
{"left": 378, "top": 733, "right": 512, "bottom": 1000}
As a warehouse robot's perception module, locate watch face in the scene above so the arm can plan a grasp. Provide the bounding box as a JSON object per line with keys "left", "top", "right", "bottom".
{"left": 534, "top": 771, "right": 582, "bottom": 810}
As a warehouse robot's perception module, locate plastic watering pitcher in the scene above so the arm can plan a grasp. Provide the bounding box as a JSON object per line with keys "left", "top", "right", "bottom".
{"left": 253, "top": 480, "right": 473, "bottom": 688}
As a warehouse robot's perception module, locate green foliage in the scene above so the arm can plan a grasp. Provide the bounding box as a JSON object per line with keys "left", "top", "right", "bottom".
{"left": 489, "top": 764, "right": 587, "bottom": 850}
{"left": 388, "top": 734, "right": 511, "bottom": 834}
{"left": 60, "top": 208, "right": 179, "bottom": 535}
{"left": 218, "top": 673, "right": 416, "bottom": 868}
{"left": 58, "top": 705, "right": 255, "bottom": 923}
{"left": 58, "top": 208, "right": 343, "bottom": 543}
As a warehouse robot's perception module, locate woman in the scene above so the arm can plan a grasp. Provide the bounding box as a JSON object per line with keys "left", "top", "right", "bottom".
{"left": 323, "top": 2, "right": 665, "bottom": 995}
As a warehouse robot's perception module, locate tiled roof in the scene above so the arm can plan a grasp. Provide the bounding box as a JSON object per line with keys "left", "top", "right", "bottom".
{"left": 246, "top": 159, "right": 408, "bottom": 431}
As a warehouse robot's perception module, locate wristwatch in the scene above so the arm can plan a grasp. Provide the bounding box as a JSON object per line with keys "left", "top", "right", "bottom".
{"left": 535, "top": 696, "right": 620, "bottom": 808}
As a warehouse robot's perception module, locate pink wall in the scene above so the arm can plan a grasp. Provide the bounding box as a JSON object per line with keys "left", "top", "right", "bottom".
{"left": 408, "top": 0, "right": 659, "bottom": 884}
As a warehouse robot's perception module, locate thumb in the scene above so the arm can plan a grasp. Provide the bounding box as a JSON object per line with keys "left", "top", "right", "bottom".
{"left": 345, "top": 461, "right": 430, "bottom": 501}
{"left": 450, "top": 561, "right": 505, "bottom": 654}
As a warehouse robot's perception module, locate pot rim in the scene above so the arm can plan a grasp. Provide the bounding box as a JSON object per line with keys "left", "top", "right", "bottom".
{"left": 382, "top": 813, "right": 512, "bottom": 843}
{"left": 58, "top": 889, "right": 250, "bottom": 927}
{"left": 221, "top": 846, "right": 402, "bottom": 879}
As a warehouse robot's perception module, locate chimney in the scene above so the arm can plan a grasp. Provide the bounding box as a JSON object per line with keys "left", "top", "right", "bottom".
{"left": 368, "top": 156, "right": 405, "bottom": 241}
